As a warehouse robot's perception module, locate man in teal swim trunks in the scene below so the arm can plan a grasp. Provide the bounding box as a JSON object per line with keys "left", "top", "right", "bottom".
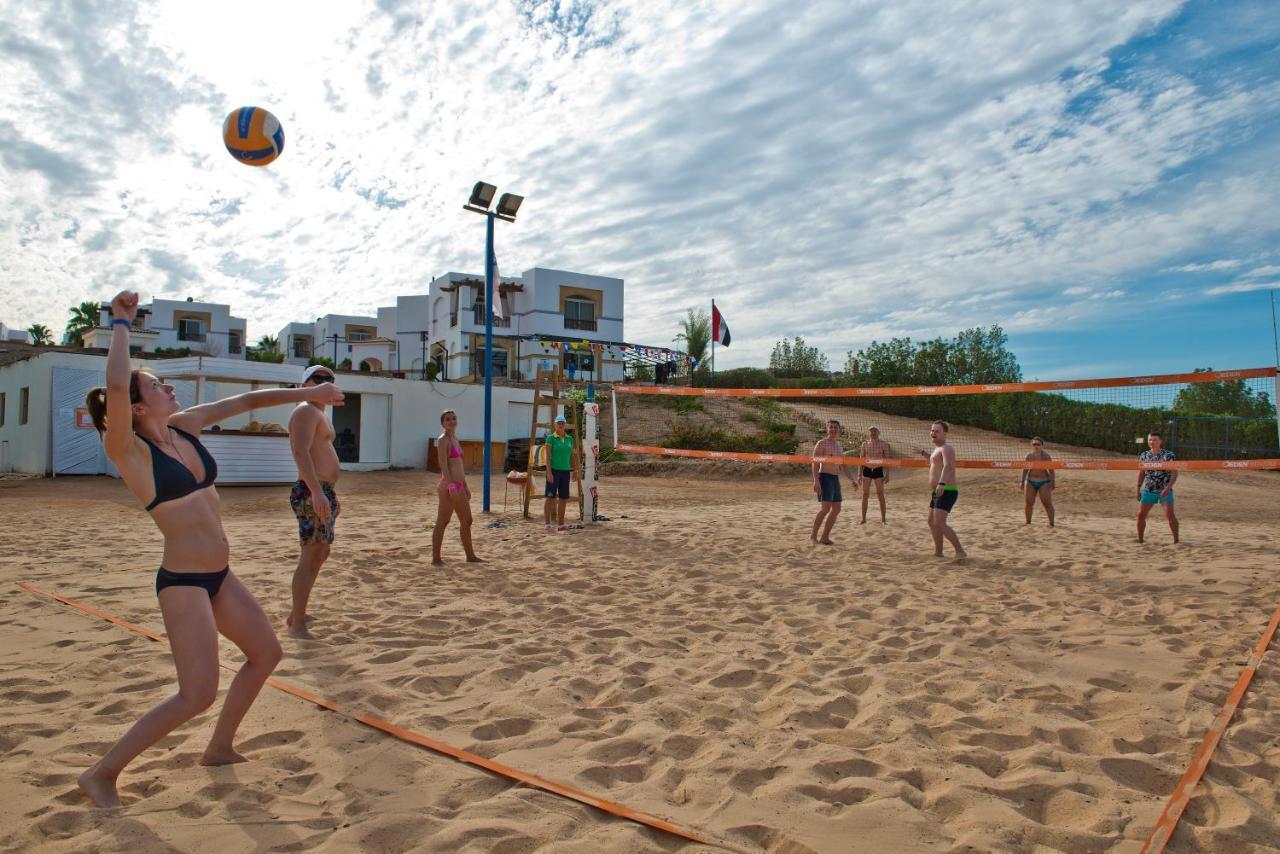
{"left": 1136, "top": 430, "right": 1178, "bottom": 543}
{"left": 917, "top": 421, "right": 966, "bottom": 561}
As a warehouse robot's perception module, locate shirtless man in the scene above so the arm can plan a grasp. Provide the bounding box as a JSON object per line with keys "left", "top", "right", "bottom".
{"left": 916, "top": 420, "right": 966, "bottom": 560}
{"left": 811, "top": 420, "right": 855, "bottom": 545}
{"left": 856, "top": 426, "right": 893, "bottom": 524}
{"left": 1019, "top": 436, "right": 1055, "bottom": 526}
{"left": 286, "top": 365, "right": 342, "bottom": 639}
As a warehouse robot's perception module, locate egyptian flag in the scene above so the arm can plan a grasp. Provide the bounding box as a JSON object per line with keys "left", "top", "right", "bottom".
{"left": 712, "top": 302, "right": 731, "bottom": 347}
{"left": 490, "top": 244, "right": 506, "bottom": 319}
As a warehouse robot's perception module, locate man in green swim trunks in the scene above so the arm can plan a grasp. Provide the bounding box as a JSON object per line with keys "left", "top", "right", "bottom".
{"left": 917, "top": 421, "right": 966, "bottom": 561}
{"left": 1136, "top": 430, "right": 1178, "bottom": 544}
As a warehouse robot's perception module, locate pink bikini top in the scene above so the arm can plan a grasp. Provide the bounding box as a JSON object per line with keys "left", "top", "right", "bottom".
{"left": 449, "top": 442, "right": 462, "bottom": 459}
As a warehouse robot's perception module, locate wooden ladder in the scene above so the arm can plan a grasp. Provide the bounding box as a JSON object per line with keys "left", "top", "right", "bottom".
{"left": 523, "top": 365, "right": 585, "bottom": 520}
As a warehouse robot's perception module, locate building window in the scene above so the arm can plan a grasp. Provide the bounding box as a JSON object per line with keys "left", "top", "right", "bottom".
{"left": 473, "top": 349, "right": 508, "bottom": 378}
{"left": 348, "top": 331, "right": 372, "bottom": 342}
{"left": 0, "top": 391, "right": 5, "bottom": 427}
{"left": 563, "top": 350, "right": 594, "bottom": 376}
{"left": 19, "top": 387, "right": 30, "bottom": 425}
{"left": 228, "top": 331, "right": 243, "bottom": 354}
{"left": 177, "top": 318, "right": 206, "bottom": 342}
{"left": 564, "top": 298, "right": 597, "bottom": 331}
{"left": 292, "top": 335, "right": 312, "bottom": 358}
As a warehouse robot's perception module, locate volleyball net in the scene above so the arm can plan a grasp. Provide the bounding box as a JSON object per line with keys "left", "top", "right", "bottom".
{"left": 611, "top": 367, "right": 1280, "bottom": 471}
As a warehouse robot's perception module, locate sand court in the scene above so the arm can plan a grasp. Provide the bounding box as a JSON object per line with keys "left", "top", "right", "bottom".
{"left": 1, "top": 468, "right": 1278, "bottom": 852}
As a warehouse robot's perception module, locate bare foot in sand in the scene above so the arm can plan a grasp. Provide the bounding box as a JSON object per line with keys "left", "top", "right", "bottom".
{"left": 954, "top": 550, "right": 968, "bottom": 563}
{"left": 431, "top": 558, "right": 445, "bottom": 567}
{"left": 465, "top": 555, "right": 484, "bottom": 563}
{"left": 819, "top": 539, "right": 835, "bottom": 545}
{"left": 78, "top": 766, "right": 120, "bottom": 808}
{"left": 199, "top": 748, "right": 248, "bottom": 766}
{"left": 286, "top": 614, "right": 315, "bottom": 639}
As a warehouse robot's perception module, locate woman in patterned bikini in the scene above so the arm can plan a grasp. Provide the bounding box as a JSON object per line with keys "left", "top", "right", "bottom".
{"left": 1019, "top": 437, "right": 1056, "bottom": 526}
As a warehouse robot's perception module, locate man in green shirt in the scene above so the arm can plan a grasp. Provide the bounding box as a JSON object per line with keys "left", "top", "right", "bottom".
{"left": 544, "top": 414, "right": 578, "bottom": 531}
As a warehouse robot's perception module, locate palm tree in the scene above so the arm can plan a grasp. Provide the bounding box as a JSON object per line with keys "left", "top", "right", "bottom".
{"left": 64, "top": 301, "right": 101, "bottom": 346}
{"left": 27, "top": 323, "right": 54, "bottom": 346}
{"left": 674, "top": 307, "right": 710, "bottom": 368}
{"left": 255, "top": 334, "right": 279, "bottom": 354}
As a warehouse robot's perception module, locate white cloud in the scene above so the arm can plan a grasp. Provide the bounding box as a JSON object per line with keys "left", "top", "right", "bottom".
{"left": 1206, "top": 279, "right": 1280, "bottom": 296}
{"left": 1, "top": 0, "right": 1278, "bottom": 368}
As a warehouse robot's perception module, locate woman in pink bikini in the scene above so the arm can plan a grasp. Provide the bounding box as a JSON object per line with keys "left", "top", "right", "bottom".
{"left": 432, "top": 409, "right": 481, "bottom": 565}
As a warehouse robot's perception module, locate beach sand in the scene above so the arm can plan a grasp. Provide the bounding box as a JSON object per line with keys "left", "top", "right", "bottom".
{"left": 1, "top": 466, "right": 1277, "bottom": 852}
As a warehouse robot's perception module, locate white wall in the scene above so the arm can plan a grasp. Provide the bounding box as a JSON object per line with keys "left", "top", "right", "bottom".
{"left": 1, "top": 351, "right": 78, "bottom": 473}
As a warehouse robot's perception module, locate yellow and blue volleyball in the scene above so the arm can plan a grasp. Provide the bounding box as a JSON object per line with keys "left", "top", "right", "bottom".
{"left": 222, "top": 106, "right": 285, "bottom": 167}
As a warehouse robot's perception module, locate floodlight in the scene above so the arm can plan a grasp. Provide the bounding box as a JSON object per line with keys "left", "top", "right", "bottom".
{"left": 468, "top": 181, "right": 497, "bottom": 210}
{"left": 495, "top": 193, "right": 523, "bottom": 220}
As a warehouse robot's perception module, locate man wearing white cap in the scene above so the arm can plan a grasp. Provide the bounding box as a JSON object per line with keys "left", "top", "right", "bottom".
{"left": 543, "top": 413, "right": 578, "bottom": 532}
{"left": 286, "top": 364, "right": 342, "bottom": 638}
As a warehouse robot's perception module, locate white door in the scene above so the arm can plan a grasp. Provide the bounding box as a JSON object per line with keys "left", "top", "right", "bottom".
{"left": 359, "top": 393, "right": 391, "bottom": 464}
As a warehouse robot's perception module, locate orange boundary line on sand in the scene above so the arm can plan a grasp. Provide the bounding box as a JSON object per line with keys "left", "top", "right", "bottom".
{"left": 615, "top": 444, "right": 1280, "bottom": 471}
{"left": 1141, "top": 603, "right": 1280, "bottom": 853}
{"left": 16, "top": 582, "right": 720, "bottom": 849}
{"left": 614, "top": 366, "right": 1278, "bottom": 398}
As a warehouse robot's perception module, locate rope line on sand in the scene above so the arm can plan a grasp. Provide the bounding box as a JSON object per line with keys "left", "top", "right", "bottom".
{"left": 1141, "top": 602, "right": 1280, "bottom": 853}
{"left": 17, "top": 582, "right": 722, "bottom": 849}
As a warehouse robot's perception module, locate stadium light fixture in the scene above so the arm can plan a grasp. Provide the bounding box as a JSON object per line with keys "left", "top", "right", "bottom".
{"left": 464, "top": 181, "right": 497, "bottom": 213}
{"left": 464, "top": 181, "right": 523, "bottom": 513}
{"left": 495, "top": 192, "right": 523, "bottom": 222}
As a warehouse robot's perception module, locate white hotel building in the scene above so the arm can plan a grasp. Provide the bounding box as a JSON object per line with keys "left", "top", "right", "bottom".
{"left": 80, "top": 297, "right": 248, "bottom": 358}
{"left": 281, "top": 266, "right": 626, "bottom": 383}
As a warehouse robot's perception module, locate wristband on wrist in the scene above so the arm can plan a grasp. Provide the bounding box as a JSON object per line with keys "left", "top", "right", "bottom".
{"left": 111, "top": 318, "right": 131, "bottom": 328}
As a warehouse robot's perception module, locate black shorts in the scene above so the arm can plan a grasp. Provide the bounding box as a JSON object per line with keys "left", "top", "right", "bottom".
{"left": 929, "top": 488, "right": 959, "bottom": 513}
{"left": 861, "top": 466, "right": 884, "bottom": 479}
{"left": 545, "top": 468, "right": 572, "bottom": 500}
{"left": 817, "top": 472, "right": 842, "bottom": 503}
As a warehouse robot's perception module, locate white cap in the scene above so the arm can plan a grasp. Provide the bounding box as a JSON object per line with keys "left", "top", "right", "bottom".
{"left": 554, "top": 413, "right": 567, "bottom": 423}
{"left": 301, "top": 364, "right": 335, "bottom": 383}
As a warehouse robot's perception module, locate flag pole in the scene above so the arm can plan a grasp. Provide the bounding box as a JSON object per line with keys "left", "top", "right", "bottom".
{"left": 711, "top": 299, "right": 716, "bottom": 378}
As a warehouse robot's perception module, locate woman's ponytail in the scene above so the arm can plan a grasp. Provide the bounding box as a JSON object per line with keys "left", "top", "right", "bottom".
{"left": 85, "top": 370, "right": 144, "bottom": 433}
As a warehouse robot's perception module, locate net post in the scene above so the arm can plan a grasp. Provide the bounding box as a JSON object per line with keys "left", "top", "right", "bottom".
{"left": 1274, "top": 373, "right": 1279, "bottom": 453}
{"left": 583, "top": 397, "right": 599, "bottom": 524}
{"left": 611, "top": 386, "right": 619, "bottom": 450}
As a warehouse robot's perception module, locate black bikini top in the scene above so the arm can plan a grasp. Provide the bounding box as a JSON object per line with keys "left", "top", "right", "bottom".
{"left": 138, "top": 426, "right": 218, "bottom": 511}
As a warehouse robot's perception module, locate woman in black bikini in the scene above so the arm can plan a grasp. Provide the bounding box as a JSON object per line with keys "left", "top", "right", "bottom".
{"left": 1019, "top": 436, "right": 1055, "bottom": 526}
{"left": 77, "top": 291, "right": 343, "bottom": 808}
{"left": 431, "top": 409, "right": 481, "bottom": 566}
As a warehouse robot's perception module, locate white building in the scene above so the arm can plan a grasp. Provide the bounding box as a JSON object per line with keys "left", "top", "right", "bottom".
{"left": 80, "top": 298, "right": 248, "bottom": 359}
{"left": 340, "top": 266, "right": 626, "bottom": 383}
{"left": 278, "top": 314, "right": 379, "bottom": 368}
{"left": 0, "top": 348, "right": 536, "bottom": 477}
{"left": 0, "top": 322, "right": 31, "bottom": 343}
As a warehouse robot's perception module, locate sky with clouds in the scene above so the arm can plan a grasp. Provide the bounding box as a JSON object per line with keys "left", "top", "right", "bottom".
{"left": 1, "top": 0, "right": 1278, "bottom": 379}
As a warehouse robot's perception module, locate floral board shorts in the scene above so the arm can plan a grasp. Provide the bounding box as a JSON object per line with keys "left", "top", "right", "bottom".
{"left": 289, "top": 481, "right": 340, "bottom": 545}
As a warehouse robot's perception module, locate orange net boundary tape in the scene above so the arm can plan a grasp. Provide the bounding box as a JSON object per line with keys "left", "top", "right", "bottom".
{"left": 613, "top": 366, "right": 1278, "bottom": 397}
{"left": 1141, "top": 603, "right": 1280, "bottom": 853}
{"left": 616, "top": 444, "right": 1280, "bottom": 471}
{"left": 16, "top": 582, "right": 720, "bottom": 848}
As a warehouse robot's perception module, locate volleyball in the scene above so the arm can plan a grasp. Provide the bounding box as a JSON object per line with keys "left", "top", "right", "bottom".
{"left": 222, "top": 106, "right": 285, "bottom": 167}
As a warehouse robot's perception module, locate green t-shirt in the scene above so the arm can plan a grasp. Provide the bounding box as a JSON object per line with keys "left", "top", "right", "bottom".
{"left": 546, "top": 434, "right": 574, "bottom": 471}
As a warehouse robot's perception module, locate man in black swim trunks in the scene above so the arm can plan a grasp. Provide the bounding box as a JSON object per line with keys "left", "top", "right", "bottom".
{"left": 916, "top": 420, "right": 966, "bottom": 561}
{"left": 856, "top": 426, "right": 893, "bottom": 524}
{"left": 811, "top": 420, "right": 854, "bottom": 545}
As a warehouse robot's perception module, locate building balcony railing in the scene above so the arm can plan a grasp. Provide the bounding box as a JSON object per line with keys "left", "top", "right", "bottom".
{"left": 564, "top": 317, "right": 597, "bottom": 331}
{"left": 473, "top": 307, "right": 511, "bottom": 328}
{"left": 178, "top": 331, "right": 207, "bottom": 343}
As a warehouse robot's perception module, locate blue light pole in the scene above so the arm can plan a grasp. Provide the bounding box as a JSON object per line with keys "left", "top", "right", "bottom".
{"left": 464, "top": 182, "right": 523, "bottom": 513}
